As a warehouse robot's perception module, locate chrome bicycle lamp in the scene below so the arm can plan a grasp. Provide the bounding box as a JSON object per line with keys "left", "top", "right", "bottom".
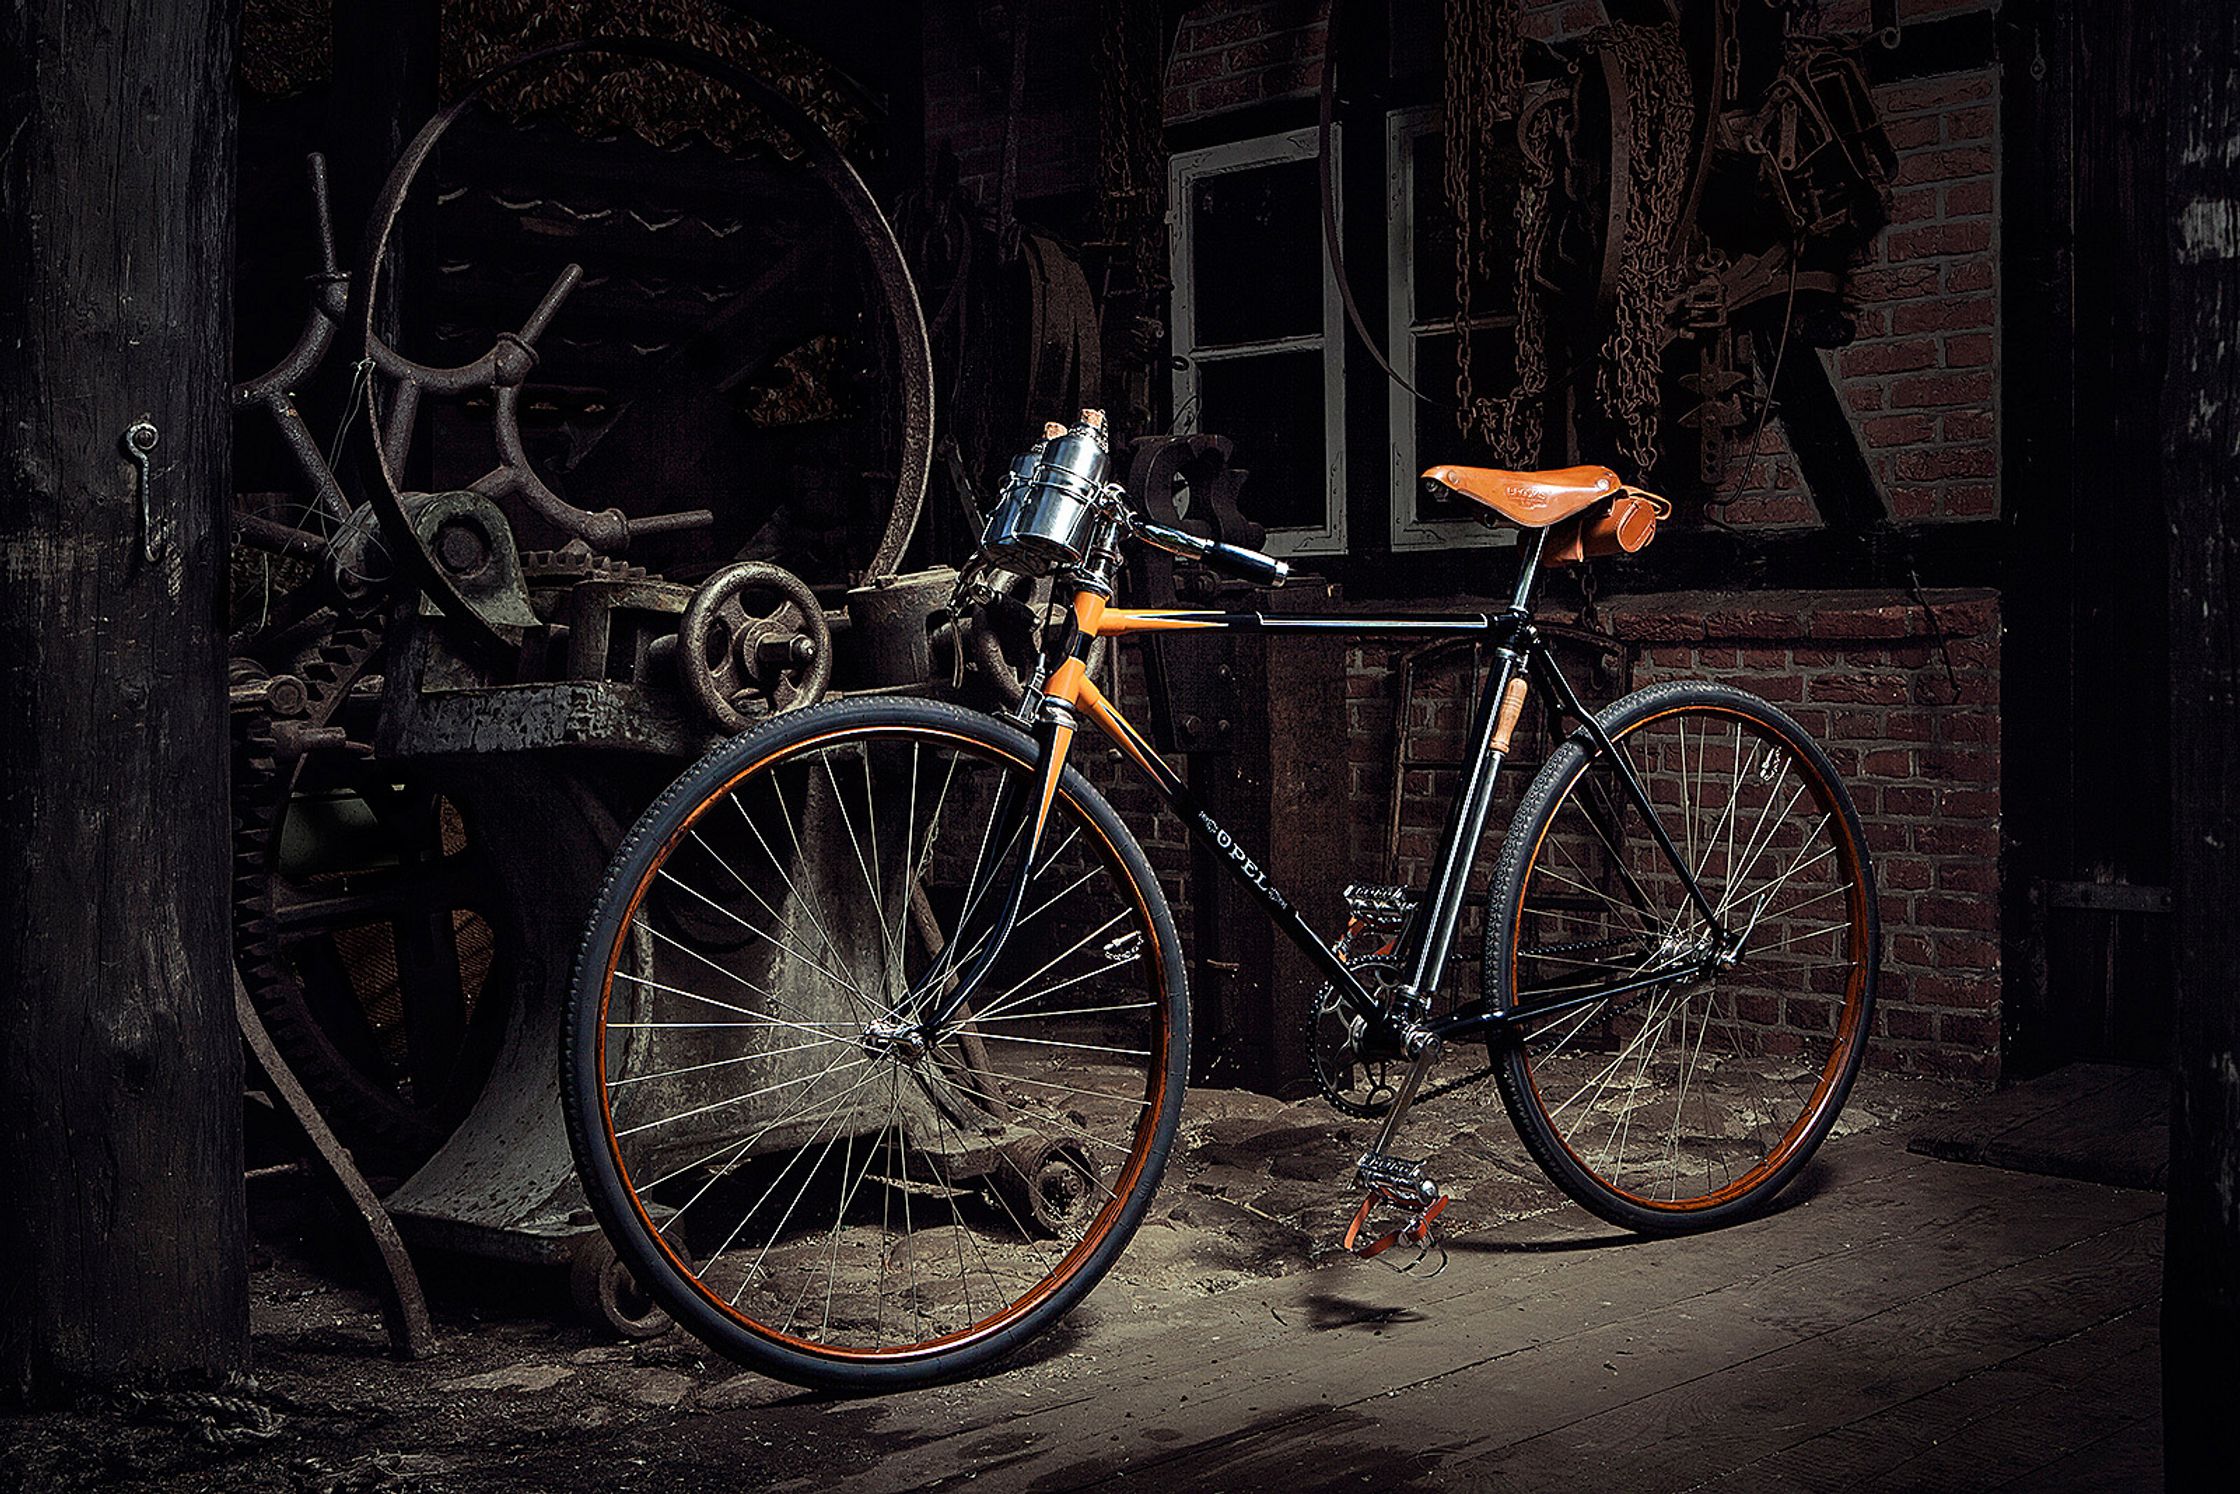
{"left": 980, "top": 409, "right": 1112, "bottom": 575}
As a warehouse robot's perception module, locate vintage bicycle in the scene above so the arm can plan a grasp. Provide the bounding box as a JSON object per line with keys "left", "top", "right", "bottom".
{"left": 561, "top": 412, "right": 1878, "bottom": 1390}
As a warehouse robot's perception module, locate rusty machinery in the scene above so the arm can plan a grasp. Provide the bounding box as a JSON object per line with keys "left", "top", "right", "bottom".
{"left": 1333, "top": 0, "right": 1896, "bottom": 512}
{"left": 226, "top": 39, "right": 989, "bottom": 1331}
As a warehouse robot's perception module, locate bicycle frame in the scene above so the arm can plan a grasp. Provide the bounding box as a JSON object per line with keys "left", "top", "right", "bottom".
{"left": 916, "top": 524, "right": 1731, "bottom": 1077}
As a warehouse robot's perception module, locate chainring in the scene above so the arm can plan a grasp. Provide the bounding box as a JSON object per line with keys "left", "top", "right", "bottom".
{"left": 1308, "top": 949, "right": 1499, "bottom": 1120}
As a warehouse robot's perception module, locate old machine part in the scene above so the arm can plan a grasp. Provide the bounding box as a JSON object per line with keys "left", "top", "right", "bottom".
{"left": 221, "top": 30, "right": 951, "bottom": 1328}
{"left": 1312, "top": 0, "right": 1895, "bottom": 501}
{"left": 348, "top": 36, "right": 935, "bottom": 654}
{"left": 675, "top": 561, "right": 834, "bottom": 732}
{"left": 236, "top": 969, "right": 435, "bottom": 1359}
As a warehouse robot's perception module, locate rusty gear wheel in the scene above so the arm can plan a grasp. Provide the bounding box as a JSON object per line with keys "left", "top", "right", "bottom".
{"left": 231, "top": 615, "right": 521, "bottom": 1173}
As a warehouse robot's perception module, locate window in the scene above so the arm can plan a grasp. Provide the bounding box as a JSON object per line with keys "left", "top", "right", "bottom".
{"left": 1386, "top": 107, "right": 1520, "bottom": 553}
{"left": 1168, "top": 127, "right": 1347, "bottom": 556}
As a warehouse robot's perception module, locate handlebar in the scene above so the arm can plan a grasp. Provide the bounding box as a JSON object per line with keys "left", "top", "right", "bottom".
{"left": 1132, "top": 516, "right": 1289, "bottom": 588}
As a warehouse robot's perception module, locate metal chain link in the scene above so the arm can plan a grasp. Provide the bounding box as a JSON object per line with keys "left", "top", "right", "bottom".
{"left": 1589, "top": 22, "right": 1694, "bottom": 475}
{"left": 1447, "top": 1, "right": 1552, "bottom": 468}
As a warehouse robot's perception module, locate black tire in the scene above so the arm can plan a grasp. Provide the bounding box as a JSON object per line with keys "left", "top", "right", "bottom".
{"left": 562, "top": 697, "right": 1188, "bottom": 1390}
{"left": 1484, "top": 682, "right": 1877, "bottom": 1234}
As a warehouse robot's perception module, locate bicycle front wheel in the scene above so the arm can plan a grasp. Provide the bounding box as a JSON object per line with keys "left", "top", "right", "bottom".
{"left": 1485, "top": 682, "right": 1877, "bottom": 1234}
{"left": 563, "top": 698, "right": 1188, "bottom": 1389}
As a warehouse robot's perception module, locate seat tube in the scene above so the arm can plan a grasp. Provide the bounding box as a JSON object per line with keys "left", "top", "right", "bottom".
{"left": 1398, "top": 528, "right": 1547, "bottom": 1007}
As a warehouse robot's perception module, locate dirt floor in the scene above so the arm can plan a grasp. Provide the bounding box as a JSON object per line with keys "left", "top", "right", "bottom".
{"left": 0, "top": 1071, "right": 1988, "bottom": 1493}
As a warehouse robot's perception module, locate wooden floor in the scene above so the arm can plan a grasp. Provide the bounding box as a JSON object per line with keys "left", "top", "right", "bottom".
{"left": 719, "top": 1128, "right": 2164, "bottom": 1493}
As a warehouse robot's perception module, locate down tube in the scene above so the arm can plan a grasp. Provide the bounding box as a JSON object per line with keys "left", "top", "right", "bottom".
{"left": 1072, "top": 677, "right": 1375, "bottom": 1011}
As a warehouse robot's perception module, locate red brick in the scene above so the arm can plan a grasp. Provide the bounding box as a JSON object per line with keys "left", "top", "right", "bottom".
{"left": 1890, "top": 486, "right": 1939, "bottom": 520}
{"left": 1938, "top": 787, "right": 1999, "bottom": 821}
{"left": 1882, "top": 855, "right": 1933, "bottom": 890}
{"left": 1944, "top": 332, "right": 1994, "bottom": 368}
{"left": 1946, "top": 482, "right": 1997, "bottom": 516}
{"left": 1920, "top": 895, "right": 1998, "bottom": 931}
{"left": 1912, "top": 821, "right": 1997, "bottom": 857}
{"left": 1863, "top": 413, "right": 1938, "bottom": 448}
{"left": 1896, "top": 145, "right": 1994, "bottom": 187}
{"left": 1882, "top": 1006, "right": 1937, "bottom": 1041}
{"left": 1840, "top": 338, "right": 1941, "bottom": 377}
{"left": 1862, "top": 747, "right": 1914, "bottom": 777}
{"left": 1167, "top": 50, "right": 1226, "bottom": 86}
{"left": 1895, "top": 446, "right": 1995, "bottom": 481}
{"left": 1810, "top": 602, "right": 1919, "bottom": 638}
{"left": 1851, "top": 264, "right": 1943, "bottom": 301}
{"left": 1883, "top": 787, "right": 1935, "bottom": 818}
{"left": 1891, "top": 932, "right": 1935, "bottom": 966}
{"left": 1891, "top": 185, "right": 1941, "bottom": 224}
{"left": 1809, "top": 672, "right": 1910, "bottom": 705}
{"left": 1189, "top": 75, "right": 1261, "bottom": 114}
{"left": 1914, "top": 971, "right": 1998, "bottom": 1009}
{"left": 1937, "top": 859, "right": 2001, "bottom": 894}
{"left": 1943, "top": 180, "right": 1994, "bottom": 217}
{"left": 1610, "top": 612, "right": 1707, "bottom": 642}
{"left": 1702, "top": 606, "right": 1805, "bottom": 639}
{"left": 1943, "top": 106, "right": 1994, "bottom": 144}
{"left": 1943, "top": 409, "right": 1994, "bottom": 442}
{"left": 1888, "top": 220, "right": 1993, "bottom": 260}
{"left": 1945, "top": 259, "right": 1994, "bottom": 293}
{"left": 1880, "top": 115, "right": 1943, "bottom": 151}
{"left": 1891, "top": 370, "right": 1993, "bottom": 408}
{"left": 1893, "top": 296, "right": 1994, "bottom": 335}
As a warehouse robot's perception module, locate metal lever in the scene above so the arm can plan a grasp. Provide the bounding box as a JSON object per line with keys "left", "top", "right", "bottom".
{"left": 123, "top": 421, "right": 161, "bottom": 563}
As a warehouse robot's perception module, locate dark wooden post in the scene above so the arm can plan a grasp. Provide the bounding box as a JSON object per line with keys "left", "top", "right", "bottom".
{"left": 0, "top": 0, "right": 246, "bottom": 1393}
{"left": 2162, "top": 0, "right": 2240, "bottom": 1473}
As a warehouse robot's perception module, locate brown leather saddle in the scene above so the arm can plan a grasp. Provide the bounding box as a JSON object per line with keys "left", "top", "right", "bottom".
{"left": 1419, "top": 464, "right": 1666, "bottom": 565}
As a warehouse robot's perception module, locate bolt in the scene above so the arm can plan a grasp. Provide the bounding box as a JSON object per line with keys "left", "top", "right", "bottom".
{"left": 434, "top": 517, "right": 491, "bottom": 577}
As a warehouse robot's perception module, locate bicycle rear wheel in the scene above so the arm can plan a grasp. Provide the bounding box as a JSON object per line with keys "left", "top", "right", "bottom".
{"left": 1485, "top": 682, "right": 1877, "bottom": 1234}
{"left": 563, "top": 698, "right": 1187, "bottom": 1389}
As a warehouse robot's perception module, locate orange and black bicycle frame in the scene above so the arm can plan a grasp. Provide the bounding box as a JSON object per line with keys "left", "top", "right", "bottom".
{"left": 915, "top": 522, "right": 1732, "bottom": 1049}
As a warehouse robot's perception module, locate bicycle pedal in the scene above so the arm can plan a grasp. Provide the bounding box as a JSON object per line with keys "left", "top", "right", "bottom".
{"left": 1343, "top": 1190, "right": 1450, "bottom": 1259}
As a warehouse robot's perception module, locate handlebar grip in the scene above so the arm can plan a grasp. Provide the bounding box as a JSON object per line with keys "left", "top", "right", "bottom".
{"left": 1202, "top": 541, "right": 1289, "bottom": 588}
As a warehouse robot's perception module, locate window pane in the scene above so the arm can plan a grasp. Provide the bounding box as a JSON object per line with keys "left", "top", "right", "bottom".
{"left": 1190, "top": 156, "right": 1323, "bottom": 346}
{"left": 1408, "top": 129, "right": 1520, "bottom": 331}
{"left": 1196, "top": 350, "right": 1328, "bottom": 533}
{"left": 1413, "top": 327, "right": 1535, "bottom": 524}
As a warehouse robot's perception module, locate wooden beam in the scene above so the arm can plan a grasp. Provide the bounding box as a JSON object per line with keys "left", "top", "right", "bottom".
{"left": 2161, "top": 0, "right": 2240, "bottom": 1471}
{"left": 0, "top": 0, "right": 246, "bottom": 1392}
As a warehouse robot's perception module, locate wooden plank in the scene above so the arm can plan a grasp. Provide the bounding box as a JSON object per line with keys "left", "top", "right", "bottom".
{"left": 1421, "top": 1222, "right": 2158, "bottom": 1491}
{"left": 1733, "top": 1302, "right": 2157, "bottom": 1491}
{"left": 0, "top": 0, "right": 248, "bottom": 1392}
{"left": 2163, "top": 0, "right": 2240, "bottom": 1473}
{"left": 792, "top": 1136, "right": 2157, "bottom": 1494}
{"left": 1907, "top": 1061, "right": 2169, "bottom": 1191}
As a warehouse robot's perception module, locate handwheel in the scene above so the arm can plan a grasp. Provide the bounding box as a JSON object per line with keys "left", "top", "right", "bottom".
{"left": 562, "top": 697, "right": 1188, "bottom": 1390}
{"left": 677, "top": 562, "right": 834, "bottom": 734}
{"left": 1484, "top": 681, "right": 1877, "bottom": 1234}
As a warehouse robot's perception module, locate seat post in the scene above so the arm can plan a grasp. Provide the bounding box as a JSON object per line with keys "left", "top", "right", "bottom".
{"left": 1508, "top": 525, "right": 1549, "bottom": 615}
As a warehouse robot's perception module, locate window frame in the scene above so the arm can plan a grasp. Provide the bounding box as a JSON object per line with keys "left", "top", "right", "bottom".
{"left": 1167, "top": 125, "right": 1349, "bottom": 557}
{"left": 1386, "top": 106, "right": 1516, "bottom": 554}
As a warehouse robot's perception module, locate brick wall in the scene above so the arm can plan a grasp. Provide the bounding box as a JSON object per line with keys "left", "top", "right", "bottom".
{"left": 1326, "top": 588, "right": 2001, "bottom": 1079}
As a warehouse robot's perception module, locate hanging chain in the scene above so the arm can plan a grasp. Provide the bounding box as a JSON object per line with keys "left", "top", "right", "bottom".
{"left": 1447, "top": 0, "right": 1550, "bottom": 467}
{"left": 1096, "top": 0, "right": 1166, "bottom": 288}
{"left": 1589, "top": 21, "right": 1694, "bottom": 475}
